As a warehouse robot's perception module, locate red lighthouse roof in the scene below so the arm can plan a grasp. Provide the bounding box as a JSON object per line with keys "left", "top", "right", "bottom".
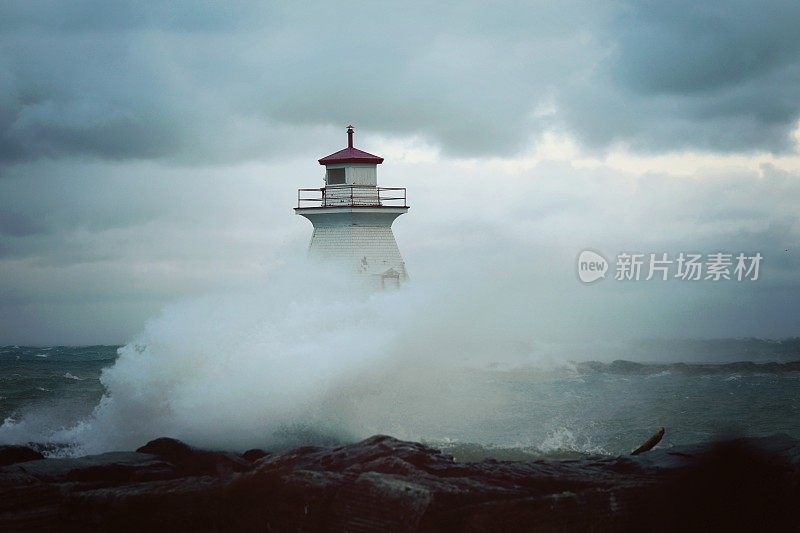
{"left": 318, "top": 125, "right": 384, "bottom": 165}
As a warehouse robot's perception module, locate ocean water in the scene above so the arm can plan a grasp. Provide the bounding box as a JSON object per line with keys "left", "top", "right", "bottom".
{"left": 2, "top": 344, "right": 799, "bottom": 459}
{"left": 0, "top": 346, "right": 115, "bottom": 453}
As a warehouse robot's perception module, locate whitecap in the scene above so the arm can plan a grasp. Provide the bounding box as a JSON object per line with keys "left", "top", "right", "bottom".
{"left": 34, "top": 354, "right": 49, "bottom": 358}
{"left": 64, "top": 373, "right": 84, "bottom": 381}
{"left": 538, "top": 427, "right": 609, "bottom": 456}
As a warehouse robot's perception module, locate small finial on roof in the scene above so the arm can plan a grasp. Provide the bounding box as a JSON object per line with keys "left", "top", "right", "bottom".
{"left": 318, "top": 126, "right": 383, "bottom": 165}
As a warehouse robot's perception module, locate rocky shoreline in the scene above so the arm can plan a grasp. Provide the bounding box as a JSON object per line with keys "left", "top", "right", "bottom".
{"left": 574, "top": 359, "right": 800, "bottom": 376}
{"left": 1, "top": 433, "right": 798, "bottom": 531}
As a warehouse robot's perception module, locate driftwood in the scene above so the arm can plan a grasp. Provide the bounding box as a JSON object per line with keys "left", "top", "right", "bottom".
{"left": 631, "top": 427, "right": 665, "bottom": 455}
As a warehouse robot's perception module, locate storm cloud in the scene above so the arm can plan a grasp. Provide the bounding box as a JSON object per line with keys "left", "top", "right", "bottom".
{"left": 0, "top": 1, "right": 799, "bottom": 344}
{"left": 2, "top": 1, "right": 800, "bottom": 165}
{"left": 583, "top": 0, "right": 800, "bottom": 152}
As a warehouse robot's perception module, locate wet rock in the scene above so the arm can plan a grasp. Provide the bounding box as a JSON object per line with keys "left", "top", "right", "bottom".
{"left": 241, "top": 448, "right": 270, "bottom": 462}
{"left": 0, "top": 434, "right": 798, "bottom": 531}
{"left": 0, "top": 445, "right": 43, "bottom": 467}
{"left": 136, "top": 437, "right": 252, "bottom": 475}
{"left": 327, "top": 472, "right": 433, "bottom": 531}
{"left": 258, "top": 435, "right": 456, "bottom": 475}
{"left": 1, "top": 452, "right": 174, "bottom": 483}
{"left": 63, "top": 476, "right": 232, "bottom": 531}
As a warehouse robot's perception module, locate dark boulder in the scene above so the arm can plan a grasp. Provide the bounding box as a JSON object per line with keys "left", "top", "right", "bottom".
{"left": 241, "top": 448, "right": 270, "bottom": 462}
{"left": 0, "top": 445, "right": 43, "bottom": 467}
{"left": 1, "top": 452, "right": 173, "bottom": 483}
{"left": 136, "top": 437, "right": 252, "bottom": 475}
{"left": 135, "top": 436, "right": 193, "bottom": 457}
{"left": 257, "top": 434, "right": 456, "bottom": 474}
{"left": 1, "top": 434, "right": 799, "bottom": 531}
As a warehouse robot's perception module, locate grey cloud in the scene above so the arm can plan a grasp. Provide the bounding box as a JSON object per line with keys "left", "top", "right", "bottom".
{"left": 0, "top": 211, "right": 46, "bottom": 237}
{"left": 614, "top": 1, "right": 800, "bottom": 95}
{"left": 2, "top": 1, "right": 798, "bottom": 164}
{"left": 0, "top": 0, "right": 260, "bottom": 33}
{"left": 562, "top": 0, "right": 800, "bottom": 152}
{"left": 1, "top": 154, "right": 799, "bottom": 343}
{"left": 0, "top": 1, "right": 799, "bottom": 344}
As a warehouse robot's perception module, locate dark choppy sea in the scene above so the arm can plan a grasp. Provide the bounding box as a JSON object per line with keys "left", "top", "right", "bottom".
{"left": 1, "top": 343, "right": 800, "bottom": 459}
{"left": 0, "top": 346, "right": 116, "bottom": 453}
{"left": 1, "top": 345, "right": 115, "bottom": 416}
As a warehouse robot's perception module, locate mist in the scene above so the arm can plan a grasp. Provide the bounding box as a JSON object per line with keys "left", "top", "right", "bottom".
{"left": 1, "top": 1, "right": 799, "bottom": 459}
{"left": 1, "top": 229, "right": 795, "bottom": 454}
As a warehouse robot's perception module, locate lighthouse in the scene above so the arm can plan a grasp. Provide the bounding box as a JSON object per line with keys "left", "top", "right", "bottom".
{"left": 295, "top": 126, "right": 409, "bottom": 288}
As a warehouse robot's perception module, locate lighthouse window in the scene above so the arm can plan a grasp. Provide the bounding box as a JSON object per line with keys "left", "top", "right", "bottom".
{"left": 327, "top": 168, "right": 346, "bottom": 185}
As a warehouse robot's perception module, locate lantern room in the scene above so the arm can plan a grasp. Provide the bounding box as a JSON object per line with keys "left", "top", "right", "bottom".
{"left": 318, "top": 125, "right": 383, "bottom": 187}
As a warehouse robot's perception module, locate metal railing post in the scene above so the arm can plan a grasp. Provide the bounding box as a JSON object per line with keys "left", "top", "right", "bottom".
{"left": 297, "top": 186, "right": 406, "bottom": 208}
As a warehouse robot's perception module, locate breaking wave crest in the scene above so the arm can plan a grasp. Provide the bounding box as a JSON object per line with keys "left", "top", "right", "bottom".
{"left": 1, "top": 260, "right": 554, "bottom": 455}
{"left": 3, "top": 254, "right": 798, "bottom": 457}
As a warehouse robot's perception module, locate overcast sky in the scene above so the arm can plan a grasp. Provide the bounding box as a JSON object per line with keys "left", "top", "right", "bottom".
{"left": 1, "top": 1, "right": 799, "bottom": 345}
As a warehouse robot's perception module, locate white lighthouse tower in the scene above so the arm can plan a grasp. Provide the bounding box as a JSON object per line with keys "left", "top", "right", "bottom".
{"left": 295, "top": 126, "right": 409, "bottom": 288}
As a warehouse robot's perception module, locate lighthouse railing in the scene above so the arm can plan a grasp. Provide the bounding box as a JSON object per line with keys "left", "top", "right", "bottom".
{"left": 297, "top": 186, "right": 407, "bottom": 208}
